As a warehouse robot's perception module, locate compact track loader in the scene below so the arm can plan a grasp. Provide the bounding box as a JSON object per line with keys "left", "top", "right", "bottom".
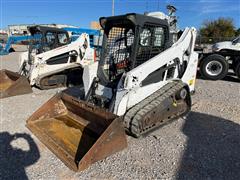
{"left": 27, "top": 13, "right": 198, "bottom": 171}
{"left": 0, "top": 26, "right": 95, "bottom": 98}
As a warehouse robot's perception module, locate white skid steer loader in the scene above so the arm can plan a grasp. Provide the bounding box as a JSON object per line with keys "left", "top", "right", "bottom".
{"left": 26, "top": 13, "right": 198, "bottom": 171}
{"left": 0, "top": 26, "right": 95, "bottom": 98}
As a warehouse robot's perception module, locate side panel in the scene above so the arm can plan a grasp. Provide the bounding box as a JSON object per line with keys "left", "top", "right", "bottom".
{"left": 114, "top": 81, "right": 168, "bottom": 116}
{"left": 83, "top": 62, "right": 99, "bottom": 96}
{"left": 181, "top": 52, "right": 198, "bottom": 92}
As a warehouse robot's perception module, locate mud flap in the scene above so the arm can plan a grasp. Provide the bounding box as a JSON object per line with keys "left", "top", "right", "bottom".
{"left": 26, "top": 92, "right": 127, "bottom": 171}
{"left": 0, "top": 69, "right": 32, "bottom": 99}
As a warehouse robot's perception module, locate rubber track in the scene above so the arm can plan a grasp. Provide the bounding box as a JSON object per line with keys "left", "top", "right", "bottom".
{"left": 123, "top": 80, "right": 186, "bottom": 137}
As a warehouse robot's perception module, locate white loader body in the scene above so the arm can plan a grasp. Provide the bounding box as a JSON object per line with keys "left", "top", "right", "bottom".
{"left": 19, "top": 33, "right": 95, "bottom": 87}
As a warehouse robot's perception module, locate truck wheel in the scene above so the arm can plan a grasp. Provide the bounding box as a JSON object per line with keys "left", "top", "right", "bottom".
{"left": 200, "top": 54, "right": 229, "bottom": 80}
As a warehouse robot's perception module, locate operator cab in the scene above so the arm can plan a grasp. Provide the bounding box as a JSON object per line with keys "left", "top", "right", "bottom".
{"left": 28, "top": 25, "right": 70, "bottom": 55}
{"left": 87, "top": 14, "right": 170, "bottom": 108}
{"left": 98, "top": 13, "right": 170, "bottom": 87}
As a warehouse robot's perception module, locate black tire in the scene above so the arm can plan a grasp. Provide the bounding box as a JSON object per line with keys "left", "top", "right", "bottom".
{"left": 200, "top": 54, "right": 229, "bottom": 80}
{"left": 235, "top": 61, "right": 240, "bottom": 79}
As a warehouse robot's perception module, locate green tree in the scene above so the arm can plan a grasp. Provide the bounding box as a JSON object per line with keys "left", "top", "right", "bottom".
{"left": 199, "top": 18, "right": 236, "bottom": 42}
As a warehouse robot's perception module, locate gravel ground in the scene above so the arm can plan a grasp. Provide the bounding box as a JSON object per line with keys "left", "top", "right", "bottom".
{"left": 0, "top": 50, "right": 240, "bottom": 180}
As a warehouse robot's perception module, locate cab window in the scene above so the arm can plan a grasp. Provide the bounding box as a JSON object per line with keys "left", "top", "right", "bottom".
{"left": 58, "top": 33, "right": 68, "bottom": 45}
{"left": 153, "top": 27, "right": 165, "bottom": 47}
{"left": 140, "top": 28, "right": 151, "bottom": 46}
{"left": 139, "top": 26, "right": 165, "bottom": 47}
{"left": 46, "top": 32, "right": 56, "bottom": 46}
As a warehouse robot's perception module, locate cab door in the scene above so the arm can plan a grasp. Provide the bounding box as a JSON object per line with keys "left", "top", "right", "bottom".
{"left": 135, "top": 24, "right": 167, "bottom": 67}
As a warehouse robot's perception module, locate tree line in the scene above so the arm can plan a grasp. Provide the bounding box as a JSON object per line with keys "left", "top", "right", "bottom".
{"left": 198, "top": 17, "right": 239, "bottom": 44}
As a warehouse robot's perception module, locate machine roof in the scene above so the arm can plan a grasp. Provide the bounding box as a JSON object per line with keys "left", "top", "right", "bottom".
{"left": 99, "top": 13, "right": 169, "bottom": 29}
{"left": 28, "top": 25, "right": 67, "bottom": 35}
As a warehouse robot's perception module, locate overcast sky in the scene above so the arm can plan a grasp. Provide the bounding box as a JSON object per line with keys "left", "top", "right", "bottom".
{"left": 0, "top": 0, "right": 239, "bottom": 29}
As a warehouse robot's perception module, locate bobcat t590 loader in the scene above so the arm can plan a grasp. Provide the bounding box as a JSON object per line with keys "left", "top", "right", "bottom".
{"left": 0, "top": 25, "right": 95, "bottom": 98}
{"left": 27, "top": 14, "right": 198, "bottom": 171}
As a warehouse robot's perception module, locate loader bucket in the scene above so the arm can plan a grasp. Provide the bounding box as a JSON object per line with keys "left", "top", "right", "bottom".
{"left": 0, "top": 69, "right": 32, "bottom": 99}
{"left": 26, "top": 92, "right": 127, "bottom": 171}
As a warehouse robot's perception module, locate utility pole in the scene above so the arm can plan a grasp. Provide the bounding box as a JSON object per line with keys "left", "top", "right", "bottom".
{"left": 112, "top": 0, "right": 115, "bottom": 16}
